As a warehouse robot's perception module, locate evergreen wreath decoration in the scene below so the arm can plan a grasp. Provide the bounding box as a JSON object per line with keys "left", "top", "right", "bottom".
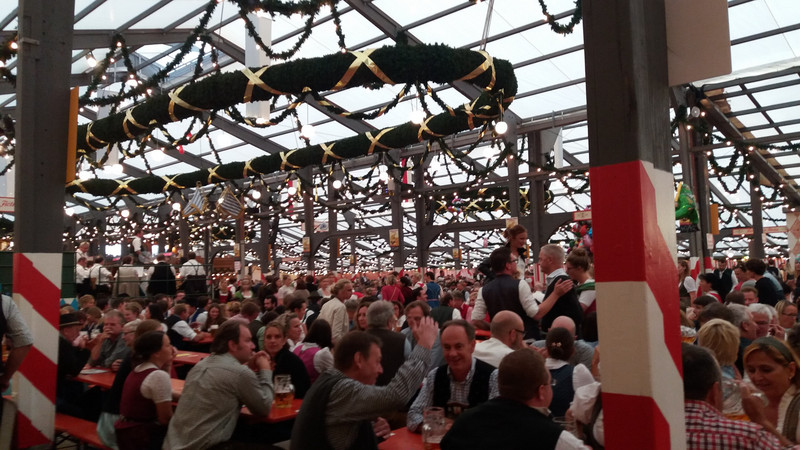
{"left": 68, "top": 44, "right": 517, "bottom": 196}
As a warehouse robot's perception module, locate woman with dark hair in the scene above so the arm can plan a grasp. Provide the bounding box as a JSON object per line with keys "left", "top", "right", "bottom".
{"left": 698, "top": 273, "right": 723, "bottom": 302}
{"left": 263, "top": 321, "right": 311, "bottom": 398}
{"left": 293, "top": 319, "right": 333, "bottom": 383}
{"left": 200, "top": 303, "right": 227, "bottom": 333}
{"left": 293, "top": 278, "right": 310, "bottom": 301}
{"left": 546, "top": 327, "right": 594, "bottom": 418}
{"left": 115, "top": 330, "right": 175, "bottom": 450}
{"left": 503, "top": 224, "right": 529, "bottom": 276}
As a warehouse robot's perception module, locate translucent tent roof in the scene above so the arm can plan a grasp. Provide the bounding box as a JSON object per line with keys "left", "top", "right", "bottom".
{"left": 0, "top": 0, "right": 799, "bottom": 271}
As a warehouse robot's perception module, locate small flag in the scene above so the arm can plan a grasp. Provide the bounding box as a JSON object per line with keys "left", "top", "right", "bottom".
{"left": 182, "top": 187, "right": 208, "bottom": 217}
{"left": 217, "top": 186, "right": 244, "bottom": 219}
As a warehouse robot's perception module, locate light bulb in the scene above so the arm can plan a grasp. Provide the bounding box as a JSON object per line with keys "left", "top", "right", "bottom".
{"left": 121, "top": 210, "right": 130, "bottom": 218}
{"left": 172, "top": 202, "right": 181, "bottom": 211}
{"left": 85, "top": 54, "right": 97, "bottom": 68}
{"left": 288, "top": 186, "right": 297, "bottom": 196}
{"left": 301, "top": 124, "right": 315, "bottom": 139}
{"left": 250, "top": 190, "right": 261, "bottom": 200}
{"left": 410, "top": 110, "right": 426, "bottom": 125}
{"left": 332, "top": 180, "right": 342, "bottom": 189}
{"left": 494, "top": 121, "right": 508, "bottom": 134}
{"left": 65, "top": 207, "right": 74, "bottom": 216}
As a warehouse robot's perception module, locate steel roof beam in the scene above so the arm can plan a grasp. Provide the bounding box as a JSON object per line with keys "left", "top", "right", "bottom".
{"left": 700, "top": 97, "right": 800, "bottom": 205}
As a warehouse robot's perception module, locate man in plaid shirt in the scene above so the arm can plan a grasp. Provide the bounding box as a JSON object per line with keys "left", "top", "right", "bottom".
{"left": 683, "top": 343, "right": 783, "bottom": 449}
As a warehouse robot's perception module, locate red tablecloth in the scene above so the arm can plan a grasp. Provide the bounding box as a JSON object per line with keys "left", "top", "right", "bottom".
{"left": 379, "top": 427, "right": 423, "bottom": 449}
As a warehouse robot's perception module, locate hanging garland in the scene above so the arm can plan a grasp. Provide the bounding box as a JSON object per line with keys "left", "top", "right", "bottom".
{"left": 68, "top": 44, "right": 517, "bottom": 196}
{"left": 433, "top": 186, "right": 554, "bottom": 215}
{"left": 538, "top": 0, "right": 583, "bottom": 35}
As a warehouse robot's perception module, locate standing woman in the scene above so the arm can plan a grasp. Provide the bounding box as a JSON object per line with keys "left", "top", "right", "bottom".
{"left": 262, "top": 321, "right": 311, "bottom": 399}
{"left": 503, "top": 224, "right": 529, "bottom": 277}
{"left": 115, "top": 330, "right": 175, "bottom": 450}
{"left": 380, "top": 274, "right": 404, "bottom": 302}
{"left": 566, "top": 248, "right": 596, "bottom": 314}
{"left": 678, "top": 260, "right": 698, "bottom": 308}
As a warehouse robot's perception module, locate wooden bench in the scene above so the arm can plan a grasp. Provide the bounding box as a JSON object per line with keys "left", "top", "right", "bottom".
{"left": 54, "top": 412, "right": 111, "bottom": 450}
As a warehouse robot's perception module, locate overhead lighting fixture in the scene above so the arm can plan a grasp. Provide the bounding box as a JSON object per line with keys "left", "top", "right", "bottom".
{"left": 65, "top": 207, "right": 74, "bottom": 217}
{"left": 410, "top": 109, "right": 426, "bottom": 125}
{"left": 300, "top": 124, "right": 316, "bottom": 139}
{"left": 494, "top": 120, "right": 508, "bottom": 134}
{"left": 85, "top": 53, "right": 97, "bottom": 68}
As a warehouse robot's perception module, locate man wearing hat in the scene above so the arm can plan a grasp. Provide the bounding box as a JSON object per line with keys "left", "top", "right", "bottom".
{"left": 57, "top": 313, "right": 91, "bottom": 418}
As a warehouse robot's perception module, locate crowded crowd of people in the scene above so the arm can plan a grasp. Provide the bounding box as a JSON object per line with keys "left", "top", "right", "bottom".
{"left": 0, "top": 224, "right": 793, "bottom": 449}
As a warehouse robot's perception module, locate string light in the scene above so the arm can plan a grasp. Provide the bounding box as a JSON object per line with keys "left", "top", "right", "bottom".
{"left": 494, "top": 120, "right": 508, "bottom": 134}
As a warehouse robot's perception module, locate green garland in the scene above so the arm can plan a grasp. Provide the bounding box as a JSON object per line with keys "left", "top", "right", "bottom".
{"left": 69, "top": 44, "right": 517, "bottom": 196}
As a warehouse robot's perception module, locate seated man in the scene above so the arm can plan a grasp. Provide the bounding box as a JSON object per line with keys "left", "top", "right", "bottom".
{"left": 164, "top": 320, "right": 273, "bottom": 450}
{"left": 165, "top": 303, "right": 210, "bottom": 350}
{"left": 473, "top": 311, "right": 525, "bottom": 368}
{"left": 291, "top": 317, "right": 439, "bottom": 450}
{"left": 407, "top": 320, "right": 498, "bottom": 431}
{"left": 56, "top": 313, "right": 91, "bottom": 417}
{"left": 682, "top": 343, "right": 782, "bottom": 449}
{"left": 401, "top": 301, "right": 444, "bottom": 368}
{"left": 89, "top": 310, "right": 129, "bottom": 370}
{"left": 441, "top": 348, "right": 588, "bottom": 450}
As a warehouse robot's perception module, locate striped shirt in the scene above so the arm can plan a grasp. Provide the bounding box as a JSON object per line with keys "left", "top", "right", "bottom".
{"left": 685, "top": 400, "right": 782, "bottom": 450}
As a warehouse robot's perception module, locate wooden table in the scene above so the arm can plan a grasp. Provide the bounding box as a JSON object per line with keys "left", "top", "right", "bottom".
{"left": 72, "top": 368, "right": 115, "bottom": 389}
{"left": 173, "top": 351, "right": 208, "bottom": 366}
{"left": 379, "top": 427, "right": 423, "bottom": 449}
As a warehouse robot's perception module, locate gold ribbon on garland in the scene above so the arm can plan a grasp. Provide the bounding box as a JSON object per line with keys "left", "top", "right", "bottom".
{"left": 242, "top": 67, "right": 287, "bottom": 103}
{"left": 333, "top": 49, "right": 395, "bottom": 91}
{"left": 168, "top": 85, "right": 209, "bottom": 122}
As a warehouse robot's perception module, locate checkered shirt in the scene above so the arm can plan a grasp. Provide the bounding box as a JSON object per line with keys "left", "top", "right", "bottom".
{"left": 685, "top": 400, "right": 783, "bottom": 450}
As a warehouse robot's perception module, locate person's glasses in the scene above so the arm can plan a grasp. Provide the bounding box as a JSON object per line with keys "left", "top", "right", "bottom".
{"left": 514, "top": 329, "right": 525, "bottom": 335}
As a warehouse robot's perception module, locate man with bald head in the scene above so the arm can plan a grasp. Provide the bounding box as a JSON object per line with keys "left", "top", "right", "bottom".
{"left": 473, "top": 311, "right": 525, "bottom": 367}
{"left": 532, "top": 316, "right": 594, "bottom": 368}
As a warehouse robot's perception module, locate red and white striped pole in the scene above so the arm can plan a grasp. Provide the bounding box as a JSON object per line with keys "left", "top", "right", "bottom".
{"left": 13, "top": 254, "right": 62, "bottom": 446}
{"left": 584, "top": 0, "right": 685, "bottom": 448}
{"left": 15, "top": 0, "right": 75, "bottom": 445}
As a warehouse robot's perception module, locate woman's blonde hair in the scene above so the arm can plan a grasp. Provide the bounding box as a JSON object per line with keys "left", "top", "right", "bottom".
{"left": 697, "top": 318, "right": 739, "bottom": 366}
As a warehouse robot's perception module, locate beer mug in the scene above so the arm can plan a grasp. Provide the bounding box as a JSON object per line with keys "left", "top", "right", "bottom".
{"left": 274, "top": 374, "right": 295, "bottom": 408}
{"left": 422, "top": 406, "right": 446, "bottom": 450}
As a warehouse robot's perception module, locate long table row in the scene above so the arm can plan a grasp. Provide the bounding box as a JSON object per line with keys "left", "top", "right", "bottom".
{"left": 71, "top": 360, "right": 422, "bottom": 448}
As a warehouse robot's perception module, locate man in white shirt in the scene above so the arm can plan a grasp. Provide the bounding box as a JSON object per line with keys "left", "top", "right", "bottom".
{"left": 474, "top": 311, "right": 525, "bottom": 368}
{"left": 89, "top": 256, "right": 113, "bottom": 295}
{"left": 75, "top": 241, "right": 90, "bottom": 263}
{"left": 179, "top": 251, "right": 206, "bottom": 278}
